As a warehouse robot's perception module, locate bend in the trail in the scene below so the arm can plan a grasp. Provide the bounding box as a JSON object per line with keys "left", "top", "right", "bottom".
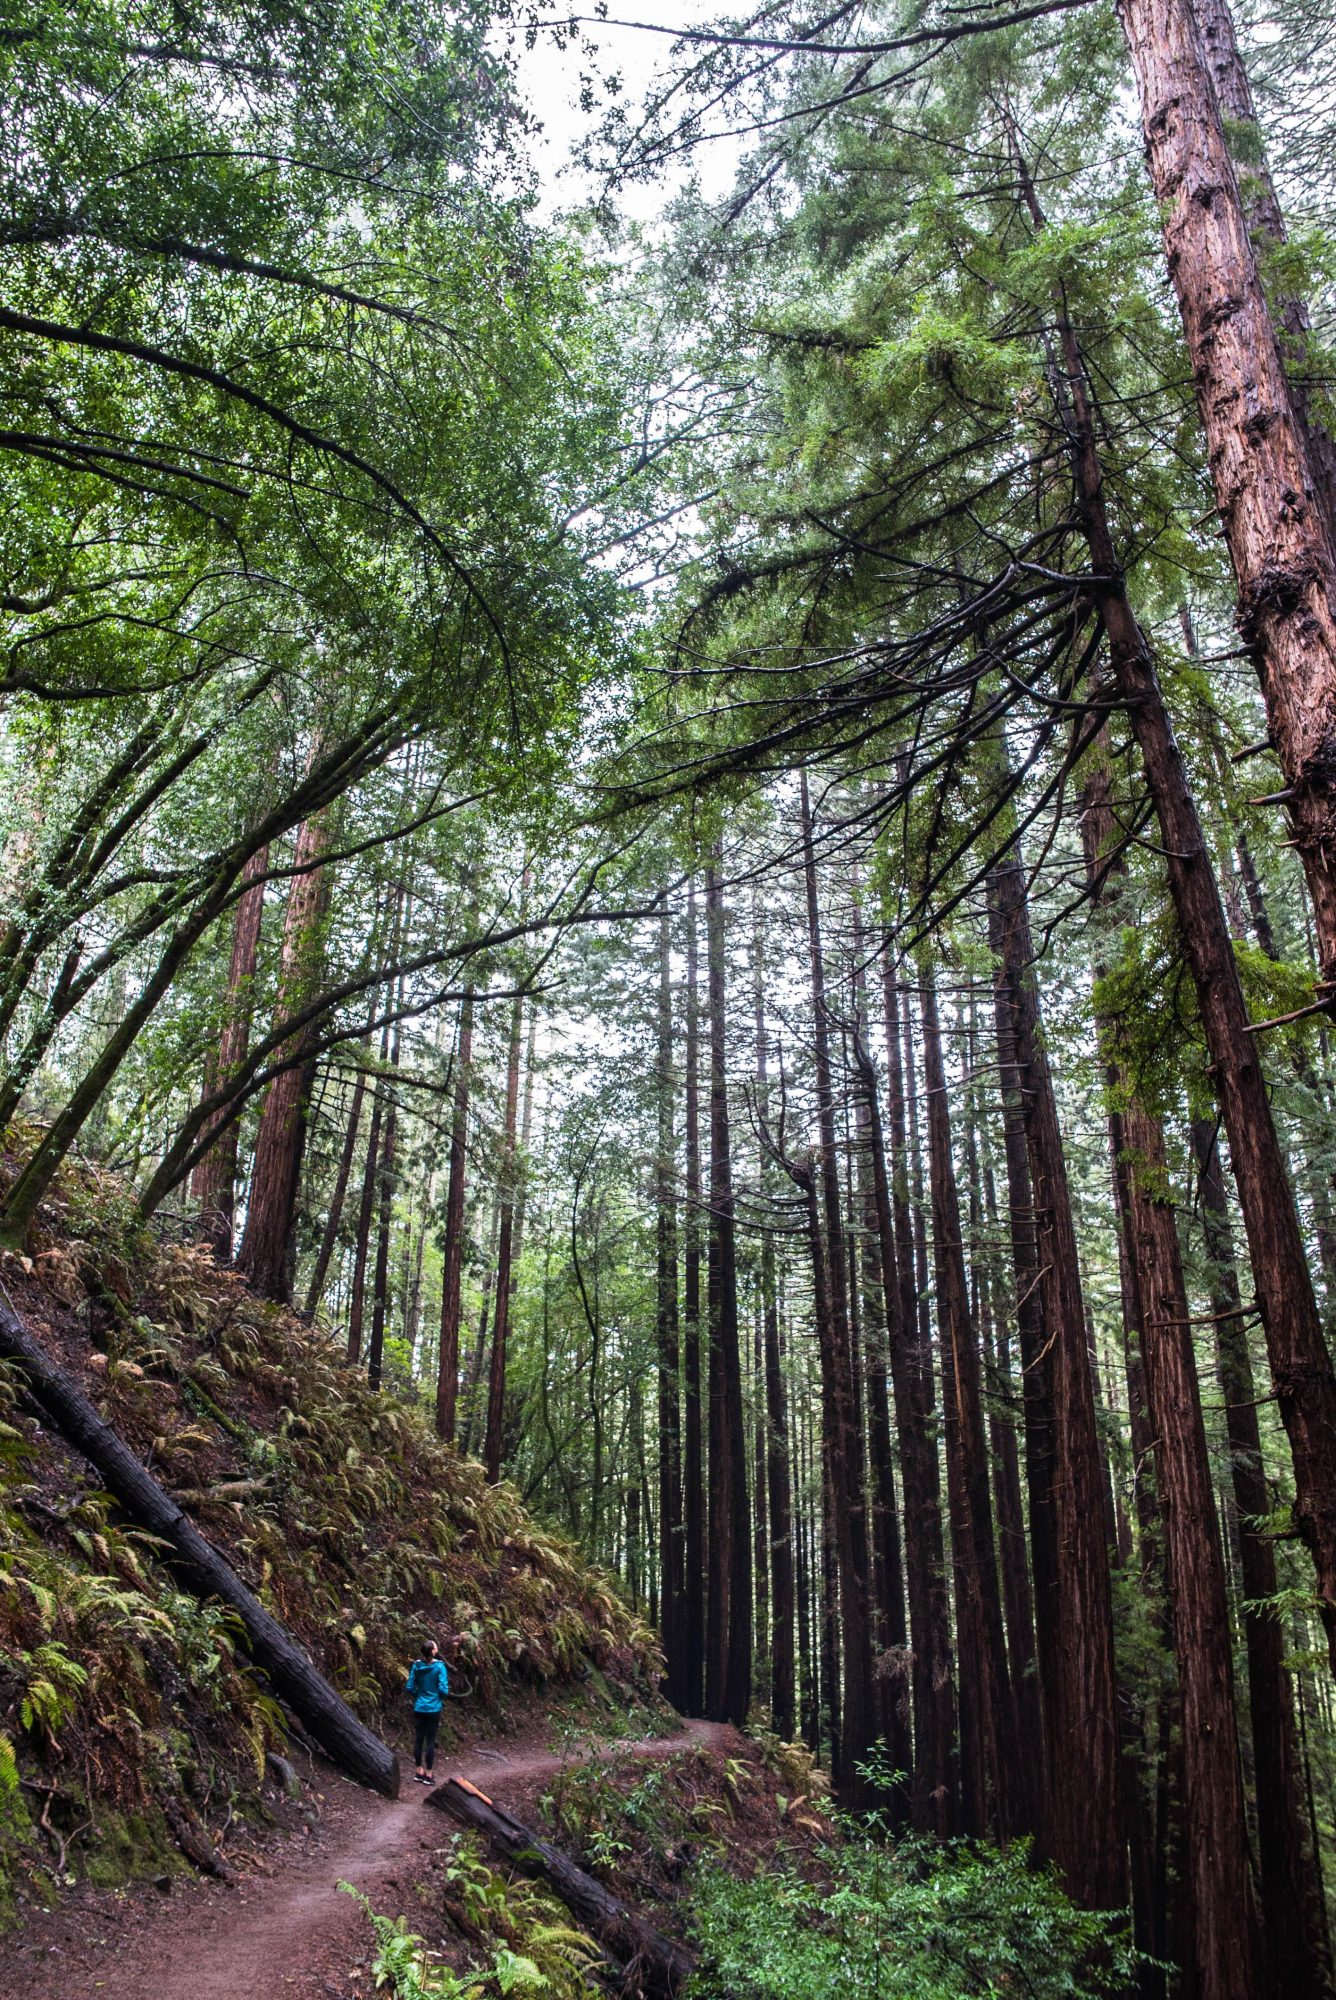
{"left": 3, "top": 1716, "right": 733, "bottom": 2000}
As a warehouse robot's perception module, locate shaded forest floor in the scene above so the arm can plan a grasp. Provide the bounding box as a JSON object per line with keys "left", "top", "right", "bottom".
{"left": 3, "top": 1712, "right": 738, "bottom": 2000}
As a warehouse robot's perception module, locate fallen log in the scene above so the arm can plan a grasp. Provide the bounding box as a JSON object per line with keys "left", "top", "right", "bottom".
{"left": 0, "top": 1287, "right": 399, "bottom": 1798}
{"left": 430, "top": 1775, "right": 697, "bottom": 1998}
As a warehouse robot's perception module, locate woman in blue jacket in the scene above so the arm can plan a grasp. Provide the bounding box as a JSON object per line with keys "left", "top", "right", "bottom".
{"left": 405, "top": 1638, "right": 449, "bottom": 1784}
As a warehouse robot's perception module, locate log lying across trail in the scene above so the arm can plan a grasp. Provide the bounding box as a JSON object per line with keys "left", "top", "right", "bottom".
{"left": 430, "top": 1775, "right": 698, "bottom": 1998}
{"left": 0, "top": 1289, "right": 400, "bottom": 1798}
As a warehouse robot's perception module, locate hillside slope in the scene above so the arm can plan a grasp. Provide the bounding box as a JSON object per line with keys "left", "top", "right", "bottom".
{"left": 0, "top": 1143, "right": 659, "bottom": 1917}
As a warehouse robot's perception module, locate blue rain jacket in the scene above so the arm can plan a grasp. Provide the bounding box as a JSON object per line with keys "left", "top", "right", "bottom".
{"left": 406, "top": 1656, "right": 450, "bottom": 1713}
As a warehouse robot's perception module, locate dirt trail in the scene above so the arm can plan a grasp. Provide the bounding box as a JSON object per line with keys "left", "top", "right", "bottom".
{"left": 3, "top": 1718, "right": 729, "bottom": 2000}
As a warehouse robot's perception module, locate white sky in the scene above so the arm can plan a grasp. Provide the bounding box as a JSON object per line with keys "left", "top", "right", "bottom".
{"left": 506, "top": 2, "right": 740, "bottom": 221}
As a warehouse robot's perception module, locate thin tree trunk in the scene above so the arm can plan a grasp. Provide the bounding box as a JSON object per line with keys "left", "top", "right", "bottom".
{"left": 484, "top": 992, "right": 525, "bottom": 1485}
{"left": 849, "top": 902, "right": 912, "bottom": 1820}
{"left": 303, "top": 1054, "right": 368, "bottom": 1320}
{"left": 681, "top": 878, "right": 706, "bottom": 1715}
{"left": 656, "top": 904, "right": 686, "bottom": 1706}
{"left": 436, "top": 988, "right": 474, "bottom": 1443}
{"left": 704, "top": 858, "right": 751, "bottom": 1725}
{"left": 920, "top": 970, "right": 1016, "bottom": 1840}
{"left": 366, "top": 979, "right": 403, "bottom": 1394}
{"left": 347, "top": 1009, "right": 389, "bottom": 1368}
{"left": 884, "top": 959, "right": 958, "bottom": 1834}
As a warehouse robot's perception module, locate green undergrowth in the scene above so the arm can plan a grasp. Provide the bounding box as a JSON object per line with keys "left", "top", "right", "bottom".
{"left": 343, "top": 1841, "right": 603, "bottom": 1998}
{"left": 0, "top": 1140, "right": 660, "bottom": 1915}
{"left": 352, "top": 1741, "right": 1144, "bottom": 2000}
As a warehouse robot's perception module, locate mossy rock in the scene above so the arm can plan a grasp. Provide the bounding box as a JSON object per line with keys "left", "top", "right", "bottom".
{"left": 82, "top": 1806, "right": 184, "bottom": 1888}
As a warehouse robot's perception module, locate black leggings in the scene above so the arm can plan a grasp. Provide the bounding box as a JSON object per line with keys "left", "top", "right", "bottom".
{"left": 413, "top": 1711, "right": 441, "bottom": 1770}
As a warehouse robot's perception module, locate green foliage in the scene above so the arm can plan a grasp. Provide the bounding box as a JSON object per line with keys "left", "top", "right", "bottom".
{"left": 689, "top": 1833, "right": 1146, "bottom": 2000}
{"left": 342, "top": 1844, "right": 602, "bottom": 1999}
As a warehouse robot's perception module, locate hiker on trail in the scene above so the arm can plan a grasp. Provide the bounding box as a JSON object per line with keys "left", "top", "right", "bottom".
{"left": 406, "top": 1637, "right": 449, "bottom": 1785}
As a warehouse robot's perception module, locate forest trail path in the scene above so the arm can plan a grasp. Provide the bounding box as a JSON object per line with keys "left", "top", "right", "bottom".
{"left": 7, "top": 1715, "right": 730, "bottom": 2000}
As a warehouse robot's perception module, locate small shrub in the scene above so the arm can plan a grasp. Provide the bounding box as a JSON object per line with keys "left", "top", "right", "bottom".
{"left": 689, "top": 1830, "right": 1147, "bottom": 2000}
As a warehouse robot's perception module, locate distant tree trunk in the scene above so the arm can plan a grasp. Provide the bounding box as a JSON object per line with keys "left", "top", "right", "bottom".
{"left": 484, "top": 992, "right": 525, "bottom": 1485}
{"left": 985, "top": 863, "right": 1057, "bottom": 1844}
{"left": 303, "top": 1054, "right": 368, "bottom": 1320}
{"left": 236, "top": 816, "right": 330, "bottom": 1302}
{"left": 1192, "top": 1117, "right": 1332, "bottom": 1997}
{"left": 190, "top": 845, "right": 268, "bottom": 1260}
{"left": 346, "top": 1050, "right": 384, "bottom": 1366}
{"left": 656, "top": 904, "right": 686, "bottom": 1706}
{"left": 1118, "top": 0, "right": 1336, "bottom": 1002}
{"left": 882, "top": 958, "right": 957, "bottom": 1835}
{"left": 366, "top": 979, "right": 404, "bottom": 1394}
{"left": 436, "top": 987, "right": 474, "bottom": 1443}
{"left": 704, "top": 858, "right": 751, "bottom": 1725}
{"left": 973, "top": 1113, "right": 1044, "bottom": 1817}
{"left": 920, "top": 970, "right": 1016, "bottom": 1840}
{"left": 681, "top": 878, "right": 706, "bottom": 1715}
{"left": 764, "top": 1252, "right": 795, "bottom": 1739}
{"left": 848, "top": 904, "right": 911, "bottom": 1821}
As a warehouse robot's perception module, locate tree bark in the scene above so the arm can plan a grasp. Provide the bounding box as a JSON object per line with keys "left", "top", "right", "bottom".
{"left": 0, "top": 1292, "right": 398, "bottom": 1796}
{"left": 1117, "top": 0, "right": 1336, "bottom": 1001}
{"left": 1082, "top": 759, "right": 1259, "bottom": 2000}
{"left": 1052, "top": 292, "right": 1336, "bottom": 1673}
{"left": 983, "top": 834, "right": 1124, "bottom": 1902}
{"left": 236, "top": 816, "right": 330, "bottom": 1302}
{"left": 1192, "top": 1116, "right": 1332, "bottom": 1998}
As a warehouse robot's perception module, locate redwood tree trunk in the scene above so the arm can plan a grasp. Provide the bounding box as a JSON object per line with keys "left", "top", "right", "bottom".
{"left": 1054, "top": 299, "right": 1336, "bottom": 1672}
{"left": 1117, "top": 0, "right": 1336, "bottom": 1000}
{"left": 190, "top": 844, "right": 268, "bottom": 1260}
{"left": 1192, "top": 1117, "right": 1332, "bottom": 1998}
{"left": 984, "top": 830, "right": 1125, "bottom": 1904}
{"left": 236, "top": 817, "right": 330, "bottom": 1302}
{"left": 1083, "top": 761, "right": 1259, "bottom": 2000}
